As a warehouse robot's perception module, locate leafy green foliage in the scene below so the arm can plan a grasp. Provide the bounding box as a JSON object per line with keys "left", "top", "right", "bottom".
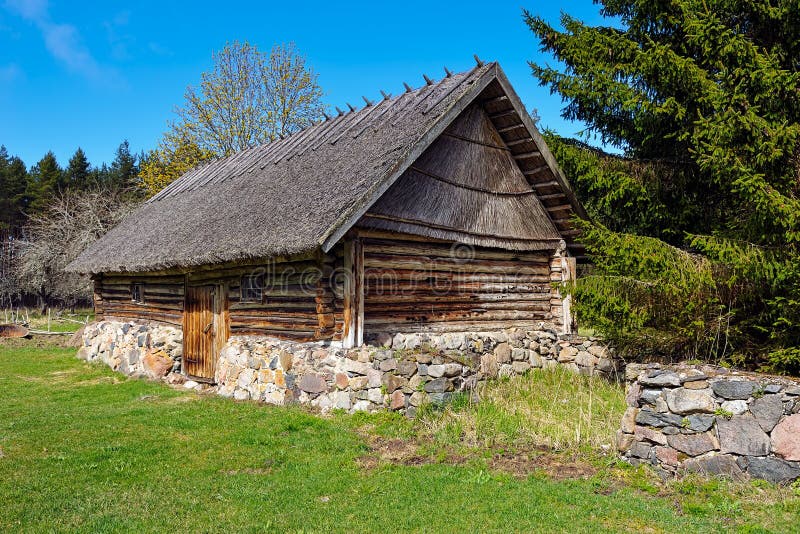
{"left": 527, "top": 1, "right": 800, "bottom": 372}
{"left": 140, "top": 41, "right": 325, "bottom": 194}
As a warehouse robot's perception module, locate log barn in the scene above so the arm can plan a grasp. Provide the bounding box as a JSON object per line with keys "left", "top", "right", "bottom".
{"left": 67, "top": 61, "right": 586, "bottom": 382}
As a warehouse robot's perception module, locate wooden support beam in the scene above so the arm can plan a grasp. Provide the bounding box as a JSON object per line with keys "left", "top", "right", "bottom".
{"left": 523, "top": 165, "right": 550, "bottom": 176}
{"left": 342, "top": 237, "right": 364, "bottom": 348}
{"left": 546, "top": 204, "right": 572, "bottom": 212}
{"left": 513, "top": 151, "right": 542, "bottom": 160}
{"left": 538, "top": 193, "right": 566, "bottom": 201}
{"left": 482, "top": 95, "right": 508, "bottom": 105}
{"left": 497, "top": 123, "right": 525, "bottom": 133}
{"left": 506, "top": 137, "right": 533, "bottom": 147}
{"left": 532, "top": 180, "right": 559, "bottom": 188}
{"left": 489, "top": 109, "right": 519, "bottom": 120}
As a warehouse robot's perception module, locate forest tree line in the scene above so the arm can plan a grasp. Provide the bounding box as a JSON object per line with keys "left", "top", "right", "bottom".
{"left": 0, "top": 141, "right": 143, "bottom": 310}
{"left": 1, "top": 42, "right": 325, "bottom": 312}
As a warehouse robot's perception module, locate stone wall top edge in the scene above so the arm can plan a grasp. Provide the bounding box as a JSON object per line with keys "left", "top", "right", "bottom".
{"left": 627, "top": 361, "right": 800, "bottom": 386}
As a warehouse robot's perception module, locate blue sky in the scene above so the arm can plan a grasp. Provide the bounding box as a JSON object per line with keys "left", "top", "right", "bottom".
{"left": 0, "top": 0, "right": 608, "bottom": 168}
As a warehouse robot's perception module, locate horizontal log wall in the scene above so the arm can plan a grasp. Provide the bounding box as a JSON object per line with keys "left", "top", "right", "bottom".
{"left": 93, "top": 254, "right": 342, "bottom": 342}
{"left": 223, "top": 259, "right": 329, "bottom": 342}
{"left": 361, "top": 237, "right": 561, "bottom": 334}
{"left": 94, "top": 274, "right": 185, "bottom": 326}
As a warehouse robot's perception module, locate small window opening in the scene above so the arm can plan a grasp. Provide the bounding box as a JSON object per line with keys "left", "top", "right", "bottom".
{"left": 131, "top": 283, "right": 144, "bottom": 304}
{"left": 241, "top": 274, "right": 264, "bottom": 303}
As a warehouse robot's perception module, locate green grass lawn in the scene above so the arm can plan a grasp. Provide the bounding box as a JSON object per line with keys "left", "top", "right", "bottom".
{"left": 1, "top": 342, "right": 798, "bottom": 533}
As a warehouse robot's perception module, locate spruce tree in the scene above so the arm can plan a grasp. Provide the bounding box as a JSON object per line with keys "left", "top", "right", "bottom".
{"left": 66, "top": 148, "right": 91, "bottom": 190}
{"left": 26, "top": 151, "right": 63, "bottom": 217}
{"left": 526, "top": 1, "right": 800, "bottom": 371}
{"left": 108, "top": 140, "right": 137, "bottom": 188}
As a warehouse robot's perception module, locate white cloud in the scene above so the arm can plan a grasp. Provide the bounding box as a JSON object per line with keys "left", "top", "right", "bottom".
{"left": 4, "top": 0, "right": 115, "bottom": 82}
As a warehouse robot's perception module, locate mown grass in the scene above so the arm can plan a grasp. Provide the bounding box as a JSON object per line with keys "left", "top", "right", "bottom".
{"left": 1, "top": 341, "right": 799, "bottom": 533}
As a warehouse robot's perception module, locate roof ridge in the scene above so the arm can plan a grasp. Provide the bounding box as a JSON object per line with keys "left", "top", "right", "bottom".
{"left": 147, "top": 64, "right": 487, "bottom": 203}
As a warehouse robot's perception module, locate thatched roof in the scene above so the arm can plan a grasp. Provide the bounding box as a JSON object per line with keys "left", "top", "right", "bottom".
{"left": 361, "top": 102, "right": 562, "bottom": 250}
{"left": 68, "top": 62, "right": 585, "bottom": 274}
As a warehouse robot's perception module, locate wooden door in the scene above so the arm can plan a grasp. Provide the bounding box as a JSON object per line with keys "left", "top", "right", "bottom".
{"left": 183, "top": 284, "right": 227, "bottom": 380}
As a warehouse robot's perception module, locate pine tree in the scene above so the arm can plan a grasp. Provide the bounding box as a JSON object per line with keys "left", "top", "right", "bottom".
{"left": 26, "top": 151, "right": 63, "bottom": 217}
{"left": 527, "top": 1, "right": 800, "bottom": 371}
{"left": 66, "top": 148, "right": 91, "bottom": 190}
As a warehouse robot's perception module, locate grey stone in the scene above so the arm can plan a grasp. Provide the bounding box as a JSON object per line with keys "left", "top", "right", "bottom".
{"left": 366, "top": 368, "right": 382, "bottom": 388}
{"left": 494, "top": 343, "right": 512, "bottom": 363}
{"left": 378, "top": 358, "right": 397, "bottom": 372}
{"left": 424, "top": 378, "right": 454, "bottom": 393}
{"left": 352, "top": 400, "right": 372, "bottom": 412}
{"left": 237, "top": 368, "right": 255, "bottom": 389}
{"left": 764, "top": 384, "right": 783, "bottom": 394}
{"left": 443, "top": 363, "right": 462, "bottom": 377}
{"left": 417, "top": 363, "right": 429, "bottom": 376}
{"left": 667, "top": 432, "right": 718, "bottom": 456}
{"left": 396, "top": 360, "right": 417, "bottom": 377}
{"left": 629, "top": 441, "right": 652, "bottom": 459}
{"left": 640, "top": 389, "right": 663, "bottom": 405}
{"left": 126, "top": 348, "right": 140, "bottom": 364}
{"left": 332, "top": 391, "right": 351, "bottom": 410}
{"left": 744, "top": 457, "right": 800, "bottom": 485}
{"left": 409, "top": 391, "right": 426, "bottom": 407}
{"left": 511, "top": 348, "right": 527, "bottom": 361}
{"left": 717, "top": 414, "right": 771, "bottom": 456}
{"left": 428, "top": 392, "right": 453, "bottom": 405}
{"left": 683, "top": 454, "right": 747, "bottom": 481}
{"left": 720, "top": 399, "right": 749, "bottom": 416}
{"left": 298, "top": 373, "right": 328, "bottom": 394}
{"left": 635, "top": 409, "right": 684, "bottom": 428}
{"left": 751, "top": 394, "right": 784, "bottom": 432}
{"left": 662, "top": 426, "right": 680, "bottom": 435}
{"left": 665, "top": 388, "right": 716, "bottom": 414}
{"left": 640, "top": 371, "right": 681, "bottom": 387}
{"left": 597, "top": 358, "right": 615, "bottom": 374}
{"left": 233, "top": 389, "right": 250, "bottom": 401}
{"left": 511, "top": 361, "right": 531, "bottom": 374}
{"left": 427, "top": 364, "right": 446, "bottom": 378}
{"left": 784, "top": 386, "right": 800, "bottom": 396}
{"left": 711, "top": 379, "right": 755, "bottom": 400}
{"left": 575, "top": 351, "right": 597, "bottom": 368}
{"left": 367, "top": 388, "right": 383, "bottom": 404}
{"left": 686, "top": 414, "right": 715, "bottom": 432}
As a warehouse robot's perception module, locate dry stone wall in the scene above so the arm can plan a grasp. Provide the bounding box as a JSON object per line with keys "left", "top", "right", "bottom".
{"left": 216, "top": 327, "right": 618, "bottom": 416}
{"left": 619, "top": 363, "right": 800, "bottom": 484}
{"left": 76, "top": 320, "right": 618, "bottom": 415}
{"left": 78, "top": 320, "right": 183, "bottom": 382}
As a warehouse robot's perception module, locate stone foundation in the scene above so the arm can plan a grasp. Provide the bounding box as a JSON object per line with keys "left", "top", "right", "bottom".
{"left": 78, "top": 320, "right": 183, "bottom": 382}
{"left": 619, "top": 363, "right": 800, "bottom": 484}
{"left": 216, "top": 326, "right": 618, "bottom": 415}
{"left": 76, "top": 320, "right": 618, "bottom": 415}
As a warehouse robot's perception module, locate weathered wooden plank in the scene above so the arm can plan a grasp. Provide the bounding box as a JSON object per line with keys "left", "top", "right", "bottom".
{"left": 361, "top": 239, "right": 551, "bottom": 263}
{"left": 364, "top": 254, "right": 550, "bottom": 275}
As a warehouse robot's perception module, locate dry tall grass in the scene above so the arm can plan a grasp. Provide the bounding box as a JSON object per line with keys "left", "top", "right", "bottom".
{"left": 418, "top": 367, "right": 626, "bottom": 451}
